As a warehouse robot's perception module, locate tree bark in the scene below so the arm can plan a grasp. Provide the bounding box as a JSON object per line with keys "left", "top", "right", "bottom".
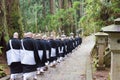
{"left": 58, "top": 0, "right": 63, "bottom": 9}
{"left": 5, "top": 0, "right": 23, "bottom": 38}
{"left": 0, "top": 0, "right": 5, "bottom": 34}
{"left": 42, "top": 0, "right": 46, "bottom": 17}
{"left": 68, "top": 0, "right": 72, "bottom": 8}
{"left": 50, "top": 0, "right": 55, "bottom": 14}
{"left": 0, "top": 0, "right": 9, "bottom": 55}
{"left": 63, "top": 0, "right": 69, "bottom": 9}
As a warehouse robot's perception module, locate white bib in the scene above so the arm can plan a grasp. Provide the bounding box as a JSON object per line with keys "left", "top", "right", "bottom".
{"left": 6, "top": 49, "right": 20, "bottom": 65}
{"left": 20, "top": 50, "right": 35, "bottom": 65}
{"left": 58, "top": 47, "right": 64, "bottom": 54}
{"left": 65, "top": 45, "right": 67, "bottom": 51}
{"left": 51, "top": 48, "right": 56, "bottom": 57}
{"left": 20, "top": 40, "right": 36, "bottom": 65}
{"left": 46, "top": 50, "right": 49, "bottom": 59}
{"left": 38, "top": 50, "right": 43, "bottom": 60}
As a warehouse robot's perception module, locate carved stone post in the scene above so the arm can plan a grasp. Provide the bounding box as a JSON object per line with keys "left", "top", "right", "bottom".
{"left": 102, "top": 18, "right": 120, "bottom": 80}
{"left": 95, "top": 32, "right": 108, "bottom": 70}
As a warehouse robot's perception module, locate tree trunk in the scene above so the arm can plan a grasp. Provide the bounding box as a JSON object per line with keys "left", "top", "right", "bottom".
{"left": 50, "top": 0, "right": 55, "bottom": 14}
{"left": 0, "top": 0, "right": 4, "bottom": 33}
{"left": 63, "top": 0, "right": 69, "bottom": 9}
{"left": 0, "top": 0, "right": 9, "bottom": 55}
{"left": 42, "top": 0, "right": 46, "bottom": 17}
{"left": 68, "top": 0, "right": 72, "bottom": 8}
{"left": 80, "top": 0, "right": 84, "bottom": 17}
{"left": 58, "top": 0, "right": 63, "bottom": 9}
{"left": 5, "top": 0, "right": 23, "bottom": 38}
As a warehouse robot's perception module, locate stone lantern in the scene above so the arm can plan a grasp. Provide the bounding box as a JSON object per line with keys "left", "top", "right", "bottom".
{"left": 101, "top": 18, "right": 120, "bottom": 80}
{"left": 95, "top": 32, "right": 108, "bottom": 70}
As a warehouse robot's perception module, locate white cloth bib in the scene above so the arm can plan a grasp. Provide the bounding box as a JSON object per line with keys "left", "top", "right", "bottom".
{"left": 6, "top": 49, "right": 20, "bottom": 65}
{"left": 6, "top": 40, "right": 21, "bottom": 65}
{"left": 58, "top": 47, "right": 64, "bottom": 54}
{"left": 20, "top": 50, "right": 35, "bottom": 65}
{"left": 51, "top": 48, "right": 56, "bottom": 57}
{"left": 20, "top": 40, "right": 36, "bottom": 65}
{"left": 46, "top": 50, "right": 49, "bottom": 59}
{"left": 38, "top": 50, "right": 43, "bottom": 60}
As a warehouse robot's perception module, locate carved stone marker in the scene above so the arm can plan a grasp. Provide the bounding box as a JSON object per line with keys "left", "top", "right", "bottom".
{"left": 95, "top": 32, "right": 108, "bottom": 70}
{"left": 101, "top": 18, "right": 120, "bottom": 80}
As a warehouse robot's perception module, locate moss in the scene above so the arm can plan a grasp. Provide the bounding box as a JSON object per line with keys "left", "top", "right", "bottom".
{"left": 0, "top": 47, "right": 3, "bottom": 54}
{"left": 0, "top": 66, "right": 6, "bottom": 78}
{"left": 5, "top": 0, "right": 23, "bottom": 38}
{"left": 107, "top": 72, "right": 111, "bottom": 80}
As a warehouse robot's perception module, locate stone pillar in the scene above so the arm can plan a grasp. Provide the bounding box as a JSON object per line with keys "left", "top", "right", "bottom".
{"left": 95, "top": 32, "right": 108, "bottom": 70}
{"left": 111, "top": 51, "right": 120, "bottom": 80}
{"left": 109, "top": 33, "right": 120, "bottom": 80}
{"left": 97, "top": 44, "right": 105, "bottom": 69}
{"left": 101, "top": 18, "right": 120, "bottom": 80}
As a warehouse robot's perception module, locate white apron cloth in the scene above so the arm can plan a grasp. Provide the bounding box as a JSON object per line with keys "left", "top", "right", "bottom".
{"left": 20, "top": 40, "right": 36, "bottom": 65}
{"left": 38, "top": 50, "right": 43, "bottom": 60}
{"left": 51, "top": 48, "right": 56, "bottom": 57}
{"left": 58, "top": 47, "right": 64, "bottom": 54}
{"left": 6, "top": 40, "right": 21, "bottom": 65}
{"left": 46, "top": 50, "right": 49, "bottom": 59}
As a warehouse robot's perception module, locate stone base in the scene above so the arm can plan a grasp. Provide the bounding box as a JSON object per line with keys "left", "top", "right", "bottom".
{"left": 111, "top": 52, "right": 120, "bottom": 80}
{"left": 97, "top": 66, "right": 105, "bottom": 70}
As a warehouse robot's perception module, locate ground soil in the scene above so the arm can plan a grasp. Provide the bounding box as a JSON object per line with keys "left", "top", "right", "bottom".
{"left": 0, "top": 54, "right": 10, "bottom": 75}
{"left": 93, "top": 69, "right": 110, "bottom": 80}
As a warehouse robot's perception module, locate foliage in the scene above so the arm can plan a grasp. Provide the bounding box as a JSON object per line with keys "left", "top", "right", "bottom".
{"left": 79, "top": 0, "right": 120, "bottom": 36}
{"left": 0, "top": 66, "right": 6, "bottom": 78}
{"left": 19, "top": 0, "right": 47, "bottom": 33}
{"left": 5, "top": 0, "right": 23, "bottom": 38}
{"left": 19, "top": 0, "right": 120, "bottom": 36}
{"left": 0, "top": 47, "right": 2, "bottom": 54}
{"left": 108, "top": 72, "right": 111, "bottom": 80}
{"left": 19, "top": 0, "right": 80, "bottom": 35}
{"left": 73, "top": 1, "right": 80, "bottom": 10}
{"left": 40, "top": 8, "right": 75, "bottom": 35}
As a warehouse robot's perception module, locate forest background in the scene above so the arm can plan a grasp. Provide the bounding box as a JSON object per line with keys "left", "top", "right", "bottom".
{"left": 0, "top": 0, "right": 120, "bottom": 59}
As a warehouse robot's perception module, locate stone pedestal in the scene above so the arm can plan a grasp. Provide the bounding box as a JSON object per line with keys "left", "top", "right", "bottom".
{"left": 95, "top": 32, "right": 108, "bottom": 70}
{"left": 111, "top": 51, "right": 120, "bottom": 80}
{"left": 109, "top": 33, "right": 120, "bottom": 80}
{"left": 101, "top": 18, "right": 120, "bottom": 80}
{"left": 97, "top": 44, "right": 105, "bottom": 70}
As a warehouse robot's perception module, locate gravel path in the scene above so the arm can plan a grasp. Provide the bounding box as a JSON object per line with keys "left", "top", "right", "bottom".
{"left": 37, "top": 35, "right": 95, "bottom": 80}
